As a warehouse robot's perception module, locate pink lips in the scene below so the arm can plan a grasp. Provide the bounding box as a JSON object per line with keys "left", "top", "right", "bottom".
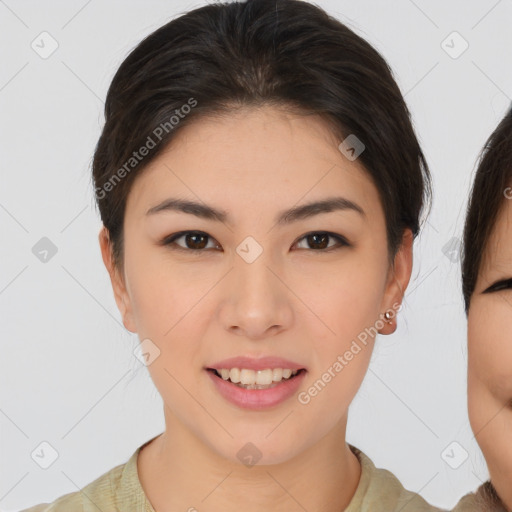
{"left": 207, "top": 356, "right": 306, "bottom": 371}
{"left": 207, "top": 370, "right": 306, "bottom": 410}
{"left": 205, "top": 356, "right": 307, "bottom": 410}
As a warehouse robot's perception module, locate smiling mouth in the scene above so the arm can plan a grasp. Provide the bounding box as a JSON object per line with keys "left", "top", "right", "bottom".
{"left": 206, "top": 368, "right": 306, "bottom": 390}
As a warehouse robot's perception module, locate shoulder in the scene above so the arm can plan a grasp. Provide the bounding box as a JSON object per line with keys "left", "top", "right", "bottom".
{"left": 346, "top": 446, "right": 447, "bottom": 512}
{"left": 19, "top": 449, "right": 139, "bottom": 512}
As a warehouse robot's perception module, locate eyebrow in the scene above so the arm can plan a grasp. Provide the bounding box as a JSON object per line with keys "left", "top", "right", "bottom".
{"left": 146, "top": 196, "right": 365, "bottom": 225}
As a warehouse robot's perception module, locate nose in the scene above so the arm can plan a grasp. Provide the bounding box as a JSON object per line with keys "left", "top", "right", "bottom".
{"left": 219, "top": 252, "right": 294, "bottom": 340}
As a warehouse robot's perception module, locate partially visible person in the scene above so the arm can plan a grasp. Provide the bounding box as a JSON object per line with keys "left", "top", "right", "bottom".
{"left": 455, "top": 107, "right": 512, "bottom": 512}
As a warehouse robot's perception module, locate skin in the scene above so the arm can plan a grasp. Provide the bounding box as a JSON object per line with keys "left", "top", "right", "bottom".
{"left": 99, "top": 106, "right": 412, "bottom": 512}
{"left": 468, "top": 196, "right": 512, "bottom": 511}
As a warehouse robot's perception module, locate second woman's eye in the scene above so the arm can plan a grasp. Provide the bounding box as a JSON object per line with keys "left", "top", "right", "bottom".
{"left": 483, "top": 278, "right": 512, "bottom": 294}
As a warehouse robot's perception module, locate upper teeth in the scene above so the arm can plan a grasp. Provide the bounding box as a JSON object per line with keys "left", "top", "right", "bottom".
{"left": 217, "top": 368, "right": 299, "bottom": 385}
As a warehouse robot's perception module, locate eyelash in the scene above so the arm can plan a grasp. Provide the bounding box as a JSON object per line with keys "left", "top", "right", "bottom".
{"left": 483, "top": 278, "right": 512, "bottom": 293}
{"left": 160, "top": 230, "right": 350, "bottom": 254}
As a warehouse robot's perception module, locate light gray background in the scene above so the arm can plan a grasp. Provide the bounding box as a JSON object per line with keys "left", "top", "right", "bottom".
{"left": 1, "top": 0, "right": 511, "bottom": 510}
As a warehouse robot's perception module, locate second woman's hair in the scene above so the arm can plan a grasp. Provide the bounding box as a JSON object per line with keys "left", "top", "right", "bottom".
{"left": 462, "top": 107, "right": 512, "bottom": 313}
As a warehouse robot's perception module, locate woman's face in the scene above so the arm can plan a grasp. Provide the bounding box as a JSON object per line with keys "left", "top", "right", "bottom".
{"left": 468, "top": 195, "right": 512, "bottom": 508}
{"left": 101, "top": 106, "right": 411, "bottom": 465}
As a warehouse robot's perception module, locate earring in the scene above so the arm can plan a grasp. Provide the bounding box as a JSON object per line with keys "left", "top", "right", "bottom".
{"left": 384, "top": 311, "right": 393, "bottom": 324}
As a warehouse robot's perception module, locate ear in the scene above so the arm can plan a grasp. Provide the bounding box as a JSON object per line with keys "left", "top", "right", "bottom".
{"left": 378, "top": 229, "right": 413, "bottom": 335}
{"left": 98, "top": 226, "right": 137, "bottom": 333}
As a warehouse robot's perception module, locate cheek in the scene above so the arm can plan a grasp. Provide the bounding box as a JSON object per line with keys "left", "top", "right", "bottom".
{"left": 468, "top": 302, "right": 512, "bottom": 408}
{"left": 472, "top": 407, "right": 512, "bottom": 511}
{"left": 124, "top": 238, "right": 211, "bottom": 338}
{"left": 468, "top": 301, "right": 512, "bottom": 500}
{"left": 290, "top": 246, "right": 388, "bottom": 338}
{"left": 296, "top": 251, "right": 387, "bottom": 400}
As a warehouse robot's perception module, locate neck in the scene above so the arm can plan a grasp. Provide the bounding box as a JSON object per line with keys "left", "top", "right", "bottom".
{"left": 138, "top": 407, "right": 361, "bottom": 512}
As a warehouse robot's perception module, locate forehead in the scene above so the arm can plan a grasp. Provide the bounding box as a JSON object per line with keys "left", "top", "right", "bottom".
{"left": 125, "top": 106, "right": 383, "bottom": 222}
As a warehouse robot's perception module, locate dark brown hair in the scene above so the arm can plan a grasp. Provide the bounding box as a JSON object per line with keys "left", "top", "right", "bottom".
{"left": 462, "top": 107, "right": 512, "bottom": 313}
{"left": 92, "top": 0, "right": 431, "bottom": 272}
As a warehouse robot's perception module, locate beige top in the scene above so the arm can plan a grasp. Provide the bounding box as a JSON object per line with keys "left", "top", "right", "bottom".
{"left": 21, "top": 437, "right": 445, "bottom": 512}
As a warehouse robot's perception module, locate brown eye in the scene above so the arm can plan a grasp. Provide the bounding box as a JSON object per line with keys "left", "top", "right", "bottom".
{"left": 295, "top": 232, "right": 350, "bottom": 251}
{"left": 161, "top": 230, "right": 350, "bottom": 254}
{"left": 162, "top": 231, "right": 220, "bottom": 252}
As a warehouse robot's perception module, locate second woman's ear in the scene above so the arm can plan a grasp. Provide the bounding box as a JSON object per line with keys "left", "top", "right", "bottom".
{"left": 378, "top": 228, "right": 413, "bottom": 335}
{"left": 98, "top": 226, "right": 138, "bottom": 333}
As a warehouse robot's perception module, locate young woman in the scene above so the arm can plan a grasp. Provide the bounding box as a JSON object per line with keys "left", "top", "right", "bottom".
{"left": 454, "top": 108, "right": 512, "bottom": 512}
{"left": 23, "top": 0, "right": 442, "bottom": 510}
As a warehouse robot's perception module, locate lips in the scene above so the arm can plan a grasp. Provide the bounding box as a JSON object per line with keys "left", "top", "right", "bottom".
{"left": 206, "top": 366, "right": 307, "bottom": 410}
{"left": 205, "top": 356, "right": 307, "bottom": 410}
{"left": 206, "top": 356, "right": 306, "bottom": 372}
